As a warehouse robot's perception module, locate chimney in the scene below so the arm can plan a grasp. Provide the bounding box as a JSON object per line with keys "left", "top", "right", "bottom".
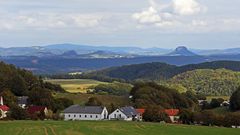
{"left": 0, "top": 96, "right": 3, "bottom": 105}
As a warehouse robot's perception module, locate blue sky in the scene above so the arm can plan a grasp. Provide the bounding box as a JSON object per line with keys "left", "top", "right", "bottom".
{"left": 0, "top": 0, "right": 240, "bottom": 49}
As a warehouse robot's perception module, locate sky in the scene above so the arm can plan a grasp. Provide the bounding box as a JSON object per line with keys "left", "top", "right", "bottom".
{"left": 0, "top": 0, "right": 240, "bottom": 49}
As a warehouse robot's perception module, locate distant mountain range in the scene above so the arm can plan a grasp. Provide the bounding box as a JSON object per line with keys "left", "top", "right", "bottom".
{"left": 1, "top": 43, "right": 240, "bottom": 58}
{"left": 1, "top": 44, "right": 240, "bottom": 74}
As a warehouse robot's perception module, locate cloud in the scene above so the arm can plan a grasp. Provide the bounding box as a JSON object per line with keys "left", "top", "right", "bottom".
{"left": 132, "top": 0, "right": 177, "bottom": 28}
{"left": 132, "top": 0, "right": 208, "bottom": 29}
{"left": 172, "top": 0, "right": 207, "bottom": 16}
{"left": 132, "top": 7, "right": 162, "bottom": 24}
{"left": 0, "top": 12, "right": 103, "bottom": 30}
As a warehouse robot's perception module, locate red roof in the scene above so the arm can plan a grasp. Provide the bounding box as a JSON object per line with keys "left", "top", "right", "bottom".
{"left": 27, "top": 106, "right": 46, "bottom": 114}
{"left": 0, "top": 105, "right": 10, "bottom": 111}
{"left": 164, "top": 109, "right": 179, "bottom": 116}
{"left": 136, "top": 109, "right": 145, "bottom": 115}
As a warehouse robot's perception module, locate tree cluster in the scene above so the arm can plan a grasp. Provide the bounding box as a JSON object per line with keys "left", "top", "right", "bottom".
{"left": 130, "top": 82, "right": 197, "bottom": 109}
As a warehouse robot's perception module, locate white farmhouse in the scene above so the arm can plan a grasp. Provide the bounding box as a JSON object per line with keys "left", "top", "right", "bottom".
{"left": 109, "top": 106, "right": 140, "bottom": 121}
{"left": 63, "top": 105, "right": 108, "bottom": 121}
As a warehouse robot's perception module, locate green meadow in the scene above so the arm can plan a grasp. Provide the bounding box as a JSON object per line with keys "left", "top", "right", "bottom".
{"left": 0, "top": 121, "right": 239, "bottom": 135}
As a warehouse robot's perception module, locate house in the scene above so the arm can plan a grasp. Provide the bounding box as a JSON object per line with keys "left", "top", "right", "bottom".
{"left": 63, "top": 105, "right": 108, "bottom": 121}
{"left": 221, "top": 100, "right": 230, "bottom": 107}
{"left": 0, "top": 96, "right": 10, "bottom": 119}
{"left": 136, "top": 108, "right": 145, "bottom": 121}
{"left": 164, "top": 109, "right": 180, "bottom": 123}
{"left": 17, "top": 96, "right": 28, "bottom": 108}
{"left": 27, "top": 106, "right": 48, "bottom": 116}
{"left": 109, "top": 106, "right": 140, "bottom": 121}
{"left": 198, "top": 100, "right": 207, "bottom": 106}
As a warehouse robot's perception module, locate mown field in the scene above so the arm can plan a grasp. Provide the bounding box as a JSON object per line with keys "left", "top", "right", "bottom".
{"left": 206, "top": 96, "right": 230, "bottom": 101}
{"left": 0, "top": 121, "right": 239, "bottom": 135}
{"left": 46, "top": 79, "right": 108, "bottom": 93}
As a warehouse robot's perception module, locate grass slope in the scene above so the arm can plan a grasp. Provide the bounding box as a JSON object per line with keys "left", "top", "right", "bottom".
{"left": 54, "top": 93, "right": 131, "bottom": 107}
{"left": 46, "top": 79, "right": 108, "bottom": 93}
{"left": 0, "top": 121, "right": 239, "bottom": 135}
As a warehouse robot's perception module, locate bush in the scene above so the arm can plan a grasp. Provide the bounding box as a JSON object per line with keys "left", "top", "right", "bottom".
{"left": 9, "top": 105, "right": 28, "bottom": 120}
{"left": 223, "top": 112, "right": 240, "bottom": 127}
{"left": 210, "top": 98, "right": 224, "bottom": 109}
{"left": 179, "top": 109, "right": 194, "bottom": 124}
{"left": 193, "top": 111, "right": 224, "bottom": 126}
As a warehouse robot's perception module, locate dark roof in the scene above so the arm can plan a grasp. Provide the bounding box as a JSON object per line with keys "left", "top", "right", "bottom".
{"left": 63, "top": 105, "right": 104, "bottom": 114}
{"left": 27, "top": 106, "right": 46, "bottom": 114}
{"left": 17, "top": 96, "right": 28, "bottom": 105}
{"left": 119, "top": 106, "right": 138, "bottom": 117}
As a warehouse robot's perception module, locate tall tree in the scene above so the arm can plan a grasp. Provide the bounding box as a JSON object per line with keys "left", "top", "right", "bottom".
{"left": 230, "top": 87, "right": 240, "bottom": 111}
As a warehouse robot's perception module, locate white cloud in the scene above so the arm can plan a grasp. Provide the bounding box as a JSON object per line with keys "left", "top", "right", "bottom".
{"left": 132, "top": 0, "right": 208, "bottom": 29}
{"left": 172, "top": 0, "right": 206, "bottom": 16}
{"left": 132, "top": 7, "right": 162, "bottom": 24}
{"left": 132, "top": 0, "right": 178, "bottom": 28}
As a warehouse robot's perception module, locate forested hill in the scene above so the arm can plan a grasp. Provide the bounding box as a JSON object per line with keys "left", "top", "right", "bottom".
{"left": 169, "top": 69, "right": 240, "bottom": 96}
{"left": 85, "top": 61, "right": 240, "bottom": 81}
{"left": 0, "top": 61, "right": 64, "bottom": 96}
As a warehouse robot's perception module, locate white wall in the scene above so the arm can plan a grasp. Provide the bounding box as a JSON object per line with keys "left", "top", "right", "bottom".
{"left": 64, "top": 107, "right": 108, "bottom": 121}
{"left": 64, "top": 113, "right": 103, "bottom": 121}
{"left": 109, "top": 109, "right": 133, "bottom": 121}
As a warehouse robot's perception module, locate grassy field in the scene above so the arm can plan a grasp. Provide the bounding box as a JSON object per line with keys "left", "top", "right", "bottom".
{"left": 206, "top": 96, "right": 230, "bottom": 101}
{"left": 0, "top": 121, "right": 239, "bottom": 135}
{"left": 54, "top": 93, "right": 131, "bottom": 107}
{"left": 46, "top": 79, "right": 108, "bottom": 93}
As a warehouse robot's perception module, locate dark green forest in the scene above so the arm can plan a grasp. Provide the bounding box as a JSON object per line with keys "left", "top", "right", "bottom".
{"left": 0, "top": 62, "right": 72, "bottom": 115}
{"left": 84, "top": 61, "right": 240, "bottom": 81}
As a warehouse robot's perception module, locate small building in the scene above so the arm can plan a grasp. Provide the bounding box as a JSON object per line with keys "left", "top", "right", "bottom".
{"left": 109, "top": 106, "right": 140, "bottom": 121}
{"left": 63, "top": 105, "right": 108, "bottom": 121}
{"left": 27, "top": 106, "right": 48, "bottom": 116}
{"left": 136, "top": 108, "right": 145, "bottom": 121}
{"left": 17, "top": 96, "right": 28, "bottom": 108}
{"left": 221, "top": 101, "right": 230, "bottom": 107}
{"left": 198, "top": 100, "right": 207, "bottom": 106}
{"left": 0, "top": 96, "right": 10, "bottom": 119}
{"left": 164, "top": 109, "right": 180, "bottom": 123}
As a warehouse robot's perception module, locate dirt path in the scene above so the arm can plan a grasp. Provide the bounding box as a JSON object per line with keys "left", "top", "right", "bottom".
{"left": 43, "top": 126, "right": 49, "bottom": 135}
{"left": 49, "top": 126, "right": 57, "bottom": 135}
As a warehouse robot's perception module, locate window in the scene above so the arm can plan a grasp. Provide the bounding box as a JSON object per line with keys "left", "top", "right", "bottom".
{"left": 117, "top": 110, "right": 119, "bottom": 112}
{"left": 96, "top": 115, "right": 98, "bottom": 118}
{"left": 68, "top": 115, "right": 70, "bottom": 117}
{"left": 90, "top": 115, "right": 92, "bottom": 118}
{"left": 114, "top": 114, "right": 116, "bottom": 118}
{"left": 79, "top": 115, "right": 81, "bottom": 118}
{"left": 85, "top": 115, "right": 87, "bottom": 118}
{"left": 74, "top": 115, "right": 76, "bottom": 117}
{"left": 119, "top": 114, "right": 121, "bottom": 118}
